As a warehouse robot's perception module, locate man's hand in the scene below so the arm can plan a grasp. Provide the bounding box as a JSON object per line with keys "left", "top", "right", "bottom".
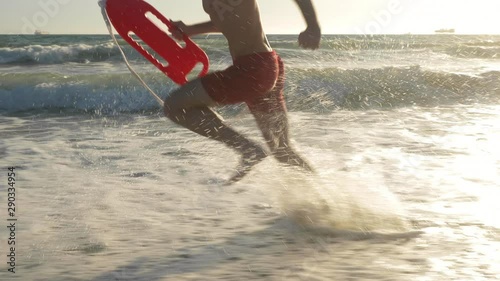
{"left": 298, "top": 25, "right": 321, "bottom": 50}
{"left": 170, "top": 21, "right": 218, "bottom": 39}
{"left": 170, "top": 21, "right": 189, "bottom": 40}
{"left": 293, "top": 0, "right": 321, "bottom": 49}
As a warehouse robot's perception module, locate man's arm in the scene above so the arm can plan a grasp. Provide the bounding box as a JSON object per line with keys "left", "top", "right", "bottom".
{"left": 294, "top": 0, "right": 321, "bottom": 50}
{"left": 171, "top": 21, "right": 219, "bottom": 40}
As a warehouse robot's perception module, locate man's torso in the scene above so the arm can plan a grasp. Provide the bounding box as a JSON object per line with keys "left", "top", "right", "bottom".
{"left": 202, "top": 0, "right": 272, "bottom": 58}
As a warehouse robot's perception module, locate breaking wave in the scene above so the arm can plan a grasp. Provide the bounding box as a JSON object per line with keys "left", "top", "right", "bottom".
{"left": 1, "top": 66, "right": 499, "bottom": 114}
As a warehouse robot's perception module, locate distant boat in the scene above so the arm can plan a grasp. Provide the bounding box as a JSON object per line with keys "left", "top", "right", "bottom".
{"left": 34, "top": 30, "right": 49, "bottom": 35}
{"left": 435, "top": 28, "right": 455, "bottom": 34}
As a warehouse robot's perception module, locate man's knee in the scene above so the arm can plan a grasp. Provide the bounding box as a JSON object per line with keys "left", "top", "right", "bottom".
{"left": 163, "top": 92, "right": 183, "bottom": 121}
{"left": 163, "top": 101, "right": 173, "bottom": 119}
{"left": 163, "top": 79, "right": 213, "bottom": 119}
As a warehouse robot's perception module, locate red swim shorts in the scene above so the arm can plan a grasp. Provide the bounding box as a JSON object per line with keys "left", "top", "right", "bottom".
{"left": 200, "top": 51, "right": 286, "bottom": 114}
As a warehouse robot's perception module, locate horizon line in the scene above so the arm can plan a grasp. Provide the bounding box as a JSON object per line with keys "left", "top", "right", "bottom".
{"left": 2, "top": 32, "right": 500, "bottom": 36}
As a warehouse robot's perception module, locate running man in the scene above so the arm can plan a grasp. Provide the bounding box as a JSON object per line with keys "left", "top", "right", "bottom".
{"left": 165, "top": 0, "right": 321, "bottom": 183}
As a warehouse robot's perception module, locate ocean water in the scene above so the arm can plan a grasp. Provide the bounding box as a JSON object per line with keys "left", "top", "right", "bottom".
{"left": 0, "top": 34, "right": 499, "bottom": 280}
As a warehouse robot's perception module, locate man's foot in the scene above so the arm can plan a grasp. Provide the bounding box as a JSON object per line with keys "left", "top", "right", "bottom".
{"left": 226, "top": 145, "right": 268, "bottom": 184}
{"left": 274, "top": 148, "right": 315, "bottom": 173}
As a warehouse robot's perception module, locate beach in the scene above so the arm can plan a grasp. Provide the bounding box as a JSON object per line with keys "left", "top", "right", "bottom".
{"left": 0, "top": 34, "right": 499, "bottom": 280}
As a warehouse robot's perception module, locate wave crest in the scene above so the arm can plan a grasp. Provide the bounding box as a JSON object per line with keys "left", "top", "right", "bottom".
{"left": 0, "top": 43, "right": 123, "bottom": 65}
{"left": 1, "top": 66, "right": 499, "bottom": 114}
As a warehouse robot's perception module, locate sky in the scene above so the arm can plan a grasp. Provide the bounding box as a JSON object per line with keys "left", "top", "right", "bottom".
{"left": 1, "top": 0, "right": 500, "bottom": 35}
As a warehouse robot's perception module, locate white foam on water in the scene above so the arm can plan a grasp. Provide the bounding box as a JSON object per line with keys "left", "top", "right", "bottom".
{"left": 269, "top": 165, "right": 411, "bottom": 234}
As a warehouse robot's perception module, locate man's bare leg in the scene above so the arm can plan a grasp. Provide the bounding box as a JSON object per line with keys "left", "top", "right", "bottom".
{"left": 250, "top": 108, "right": 314, "bottom": 172}
{"left": 164, "top": 79, "right": 267, "bottom": 182}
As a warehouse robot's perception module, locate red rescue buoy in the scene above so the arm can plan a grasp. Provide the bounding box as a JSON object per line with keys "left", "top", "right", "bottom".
{"left": 105, "top": 0, "right": 210, "bottom": 85}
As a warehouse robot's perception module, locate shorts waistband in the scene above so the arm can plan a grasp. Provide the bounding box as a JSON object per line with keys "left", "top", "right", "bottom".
{"left": 233, "top": 50, "right": 278, "bottom": 65}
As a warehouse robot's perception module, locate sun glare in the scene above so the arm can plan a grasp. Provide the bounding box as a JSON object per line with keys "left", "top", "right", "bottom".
{"left": 402, "top": 0, "right": 500, "bottom": 34}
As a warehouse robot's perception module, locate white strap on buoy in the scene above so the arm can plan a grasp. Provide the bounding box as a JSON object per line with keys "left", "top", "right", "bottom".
{"left": 98, "top": 0, "right": 165, "bottom": 107}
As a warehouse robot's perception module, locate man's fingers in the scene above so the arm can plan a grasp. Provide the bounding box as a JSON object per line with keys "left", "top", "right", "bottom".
{"left": 298, "top": 39, "right": 319, "bottom": 50}
{"left": 298, "top": 31, "right": 320, "bottom": 50}
{"left": 170, "top": 21, "right": 185, "bottom": 32}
